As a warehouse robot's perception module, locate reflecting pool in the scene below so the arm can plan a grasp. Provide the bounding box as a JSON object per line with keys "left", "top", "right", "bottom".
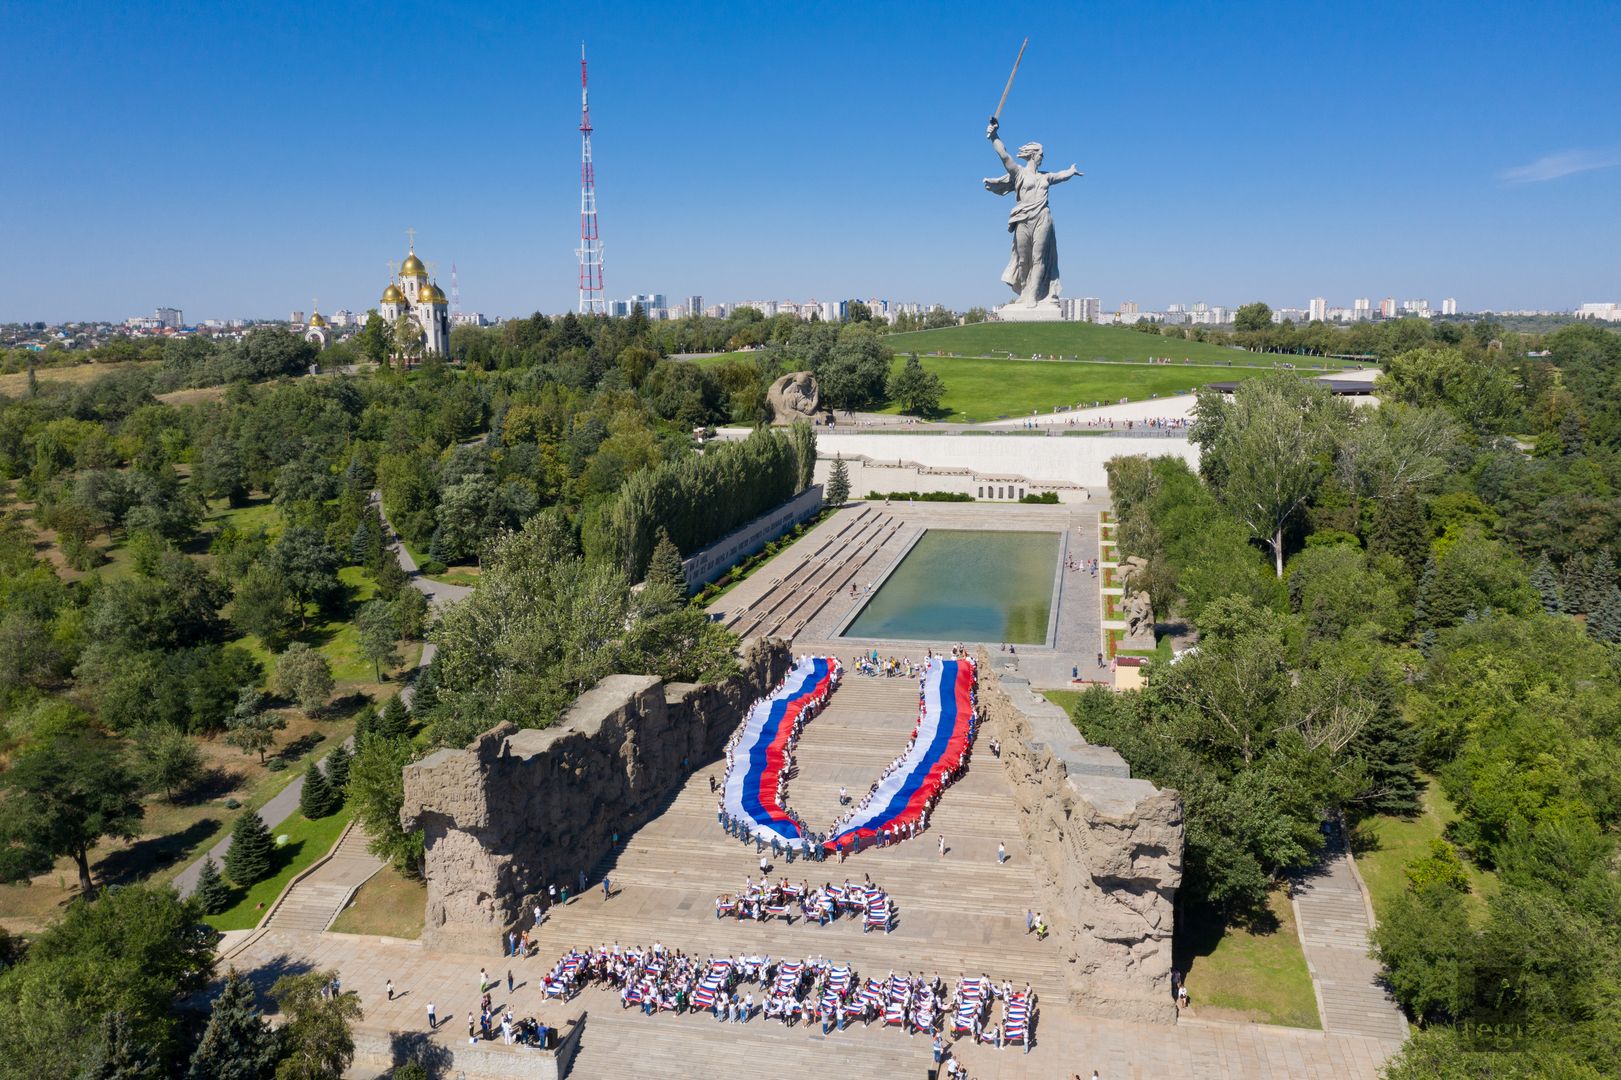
{"left": 842, "top": 529, "right": 1059, "bottom": 644}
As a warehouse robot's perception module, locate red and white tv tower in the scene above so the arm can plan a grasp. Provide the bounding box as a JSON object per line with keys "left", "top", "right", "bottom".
{"left": 576, "top": 43, "right": 605, "bottom": 315}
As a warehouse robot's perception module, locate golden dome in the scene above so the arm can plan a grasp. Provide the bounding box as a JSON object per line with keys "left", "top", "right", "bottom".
{"left": 308, "top": 312, "right": 327, "bottom": 327}
{"left": 419, "top": 282, "right": 447, "bottom": 305}
{"left": 381, "top": 284, "right": 405, "bottom": 304}
{"left": 400, "top": 252, "right": 428, "bottom": 278}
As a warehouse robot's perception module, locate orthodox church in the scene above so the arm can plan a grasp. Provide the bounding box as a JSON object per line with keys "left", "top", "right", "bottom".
{"left": 379, "top": 243, "right": 451, "bottom": 358}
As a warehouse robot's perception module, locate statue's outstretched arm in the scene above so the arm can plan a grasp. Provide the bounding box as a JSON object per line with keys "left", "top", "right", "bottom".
{"left": 1049, "top": 164, "right": 1083, "bottom": 184}
{"left": 986, "top": 119, "right": 1018, "bottom": 172}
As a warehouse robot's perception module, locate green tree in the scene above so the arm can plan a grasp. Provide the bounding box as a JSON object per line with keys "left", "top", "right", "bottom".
{"left": 187, "top": 967, "right": 280, "bottom": 1080}
{"left": 271, "top": 643, "right": 334, "bottom": 712}
{"left": 374, "top": 695, "right": 411, "bottom": 740}
{"left": 356, "top": 599, "right": 402, "bottom": 680}
{"left": 0, "top": 884, "right": 215, "bottom": 1076}
{"left": 270, "top": 527, "right": 339, "bottom": 629}
{"left": 395, "top": 587, "right": 428, "bottom": 640}
{"left": 224, "top": 689, "right": 285, "bottom": 764}
{"left": 78, "top": 1009, "right": 161, "bottom": 1080}
{"left": 1191, "top": 375, "right": 1348, "bottom": 576}
{"left": 0, "top": 733, "right": 143, "bottom": 894}
{"left": 886, "top": 354, "right": 945, "bottom": 416}
{"left": 354, "top": 310, "right": 388, "bottom": 366}
{"left": 134, "top": 725, "right": 203, "bottom": 802}
{"left": 231, "top": 564, "right": 300, "bottom": 645}
{"left": 269, "top": 969, "right": 361, "bottom": 1080}
{"left": 1233, "top": 301, "right": 1273, "bottom": 332}
{"left": 1530, "top": 556, "right": 1563, "bottom": 614}
{"left": 321, "top": 745, "right": 351, "bottom": 794}
{"left": 298, "top": 764, "right": 338, "bottom": 820}
{"left": 348, "top": 734, "right": 422, "bottom": 875}
{"left": 643, "top": 528, "right": 686, "bottom": 596}
{"left": 825, "top": 457, "right": 850, "bottom": 508}
{"left": 391, "top": 314, "right": 423, "bottom": 368}
{"left": 193, "top": 855, "right": 230, "bottom": 916}
{"left": 223, "top": 810, "right": 273, "bottom": 886}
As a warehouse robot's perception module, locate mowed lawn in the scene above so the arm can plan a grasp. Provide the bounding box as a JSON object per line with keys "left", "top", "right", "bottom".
{"left": 1178, "top": 888, "right": 1321, "bottom": 1028}
{"left": 877, "top": 354, "right": 1290, "bottom": 422}
{"left": 1354, "top": 778, "right": 1497, "bottom": 925}
{"left": 888, "top": 321, "right": 1356, "bottom": 366}
{"left": 204, "top": 806, "right": 354, "bottom": 931}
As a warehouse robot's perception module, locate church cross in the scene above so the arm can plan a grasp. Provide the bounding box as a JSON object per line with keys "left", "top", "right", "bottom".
{"left": 406, "top": 226, "right": 417, "bottom": 251}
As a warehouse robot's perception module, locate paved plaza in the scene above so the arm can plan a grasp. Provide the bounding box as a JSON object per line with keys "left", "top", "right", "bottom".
{"left": 229, "top": 656, "right": 1402, "bottom": 1077}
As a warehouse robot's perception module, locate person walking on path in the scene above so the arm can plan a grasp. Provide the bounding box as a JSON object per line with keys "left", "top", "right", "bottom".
{"left": 1026, "top": 909, "right": 1035, "bottom": 934}
{"left": 938, "top": 834, "right": 946, "bottom": 858}
{"left": 386, "top": 979, "right": 394, "bottom": 1001}
{"left": 506, "top": 969, "right": 514, "bottom": 992}
{"left": 478, "top": 968, "right": 488, "bottom": 993}
{"left": 602, "top": 876, "right": 611, "bottom": 901}
{"left": 997, "top": 842, "right": 1007, "bottom": 864}
{"left": 426, "top": 1002, "right": 436, "bottom": 1029}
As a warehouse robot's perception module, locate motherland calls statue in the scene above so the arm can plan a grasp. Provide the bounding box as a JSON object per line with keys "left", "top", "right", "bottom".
{"left": 984, "top": 116, "right": 1081, "bottom": 313}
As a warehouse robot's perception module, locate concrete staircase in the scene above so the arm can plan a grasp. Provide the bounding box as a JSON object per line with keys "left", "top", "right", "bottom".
{"left": 263, "top": 824, "right": 384, "bottom": 933}
{"left": 1293, "top": 849, "right": 1409, "bottom": 1041}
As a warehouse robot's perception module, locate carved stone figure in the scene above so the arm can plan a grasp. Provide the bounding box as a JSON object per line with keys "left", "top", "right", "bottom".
{"left": 983, "top": 116, "right": 1081, "bottom": 310}
{"left": 767, "top": 371, "right": 821, "bottom": 424}
{"left": 1125, "top": 590, "right": 1154, "bottom": 639}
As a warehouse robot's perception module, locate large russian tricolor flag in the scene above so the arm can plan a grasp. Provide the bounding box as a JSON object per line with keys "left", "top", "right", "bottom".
{"left": 722, "top": 656, "right": 837, "bottom": 846}
{"left": 826, "top": 657, "right": 976, "bottom": 852}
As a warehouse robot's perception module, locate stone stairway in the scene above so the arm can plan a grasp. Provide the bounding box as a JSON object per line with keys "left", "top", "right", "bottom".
{"left": 1293, "top": 848, "right": 1409, "bottom": 1042}
{"left": 547, "top": 664, "right": 1073, "bottom": 1063}
{"left": 263, "top": 824, "right": 384, "bottom": 933}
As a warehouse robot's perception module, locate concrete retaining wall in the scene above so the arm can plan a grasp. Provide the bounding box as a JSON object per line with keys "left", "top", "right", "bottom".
{"left": 681, "top": 485, "right": 824, "bottom": 591}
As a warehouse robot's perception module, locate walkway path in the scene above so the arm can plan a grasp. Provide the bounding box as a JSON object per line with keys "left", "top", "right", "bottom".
{"left": 172, "top": 494, "right": 468, "bottom": 899}
{"left": 1292, "top": 830, "right": 1409, "bottom": 1042}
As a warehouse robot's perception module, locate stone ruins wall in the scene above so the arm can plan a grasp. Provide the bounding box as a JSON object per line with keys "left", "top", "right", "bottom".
{"left": 977, "top": 653, "right": 1184, "bottom": 1024}
{"left": 400, "top": 639, "right": 792, "bottom": 953}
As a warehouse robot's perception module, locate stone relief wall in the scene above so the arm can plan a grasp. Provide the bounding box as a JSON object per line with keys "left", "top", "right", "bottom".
{"left": 977, "top": 653, "right": 1184, "bottom": 1024}
{"left": 400, "top": 639, "right": 792, "bottom": 953}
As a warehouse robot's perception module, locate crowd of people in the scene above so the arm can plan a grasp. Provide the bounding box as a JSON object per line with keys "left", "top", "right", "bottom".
{"left": 714, "top": 875, "right": 894, "bottom": 932}
{"left": 715, "top": 656, "right": 842, "bottom": 858}
{"left": 826, "top": 652, "right": 980, "bottom": 854}
{"left": 852, "top": 652, "right": 923, "bottom": 678}
{"left": 538, "top": 942, "right": 1035, "bottom": 1056}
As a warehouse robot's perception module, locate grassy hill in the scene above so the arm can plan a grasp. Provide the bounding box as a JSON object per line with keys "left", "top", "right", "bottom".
{"left": 875, "top": 355, "right": 1292, "bottom": 422}
{"left": 888, "top": 321, "right": 1354, "bottom": 367}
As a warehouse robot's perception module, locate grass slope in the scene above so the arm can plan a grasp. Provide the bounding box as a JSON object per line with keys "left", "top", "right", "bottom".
{"left": 1353, "top": 779, "right": 1497, "bottom": 925}
{"left": 204, "top": 805, "right": 354, "bottom": 931}
{"left": 1179, "top": 888, "right": 1321, "bottom": 1028}
{"left": 329, "top": 864, "right": 426, "bottom": 939}
{"left": 889, "top": 321, "right": 1354, "bottom": 366}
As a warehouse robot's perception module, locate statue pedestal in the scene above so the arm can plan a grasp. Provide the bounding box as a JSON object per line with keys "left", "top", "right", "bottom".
{"left": 993, "top": 299, "right": 1065, "bottom": 322}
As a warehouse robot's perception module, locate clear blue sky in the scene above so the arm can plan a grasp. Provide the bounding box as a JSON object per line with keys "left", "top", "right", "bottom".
{"left": 6, "top": 0, "right": 1619, "bottom": 323}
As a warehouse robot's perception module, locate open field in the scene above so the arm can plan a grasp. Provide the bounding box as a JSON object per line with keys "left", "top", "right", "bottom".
{"left": 876, "top": 355, "right": 1280, "bottom": 422}
{"left": 888, "top": 321, "right": 1360, "bottom": 366}
{"left": 0, "top": 359, "right": 160, "bottom": 397}
{"left": 1179, "top": 888, "right": 1320, "bottom": 1029}
{"left": 329, "top": 864, "right": 426, "bottom": 939}
{"left": 1353, "top": 779, "right": 1497, "bottom": 924}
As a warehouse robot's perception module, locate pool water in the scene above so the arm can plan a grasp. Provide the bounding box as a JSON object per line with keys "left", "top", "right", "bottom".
{"left": 842, "top": 529, "right": 1059, "bottom": 644}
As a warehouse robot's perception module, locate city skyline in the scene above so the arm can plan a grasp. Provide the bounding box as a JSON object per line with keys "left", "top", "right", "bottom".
{"left": 6, "top": 1, "right": 1620, "bottom": 323}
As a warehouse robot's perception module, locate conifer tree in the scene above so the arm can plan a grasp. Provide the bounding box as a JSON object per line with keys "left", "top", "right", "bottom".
{"left": 224, "top": 810, "right": 273, "bottom": 886}
{"left": 1588, "top": 582, "right": 1621, "bottom": 644}
{"left": 187, "top": 967, "right": 280, "bottom": 1080}
{"left": 408, "top": 661, "right": 439, "bottom": 717}
{"left": 299, "top": 763, "right": 337, "bottom": 820}
{"left": 376, "top": 695, "right": 411, "bottom": 740}
{"left": 78, "top": 1011, "right": 160, "bottom": 1080}
{"left": 1530, "top": 556, "right": 1563, "bottom": 615}
{"left": 826, "top": 457, "right": 851, "bottom": 508}
{"left": 194, "top": 854, "right": 231, "bottom": 915}
{"left": 322, "top": 745, "right": 351, "bottom": 795}
{"left": 349, "top": 519, "right": 373, "bottom": 568}
{"left": 644, "top": 528, "right": 687, "bottom": 593}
